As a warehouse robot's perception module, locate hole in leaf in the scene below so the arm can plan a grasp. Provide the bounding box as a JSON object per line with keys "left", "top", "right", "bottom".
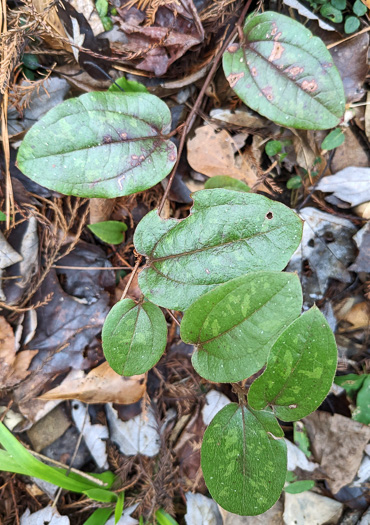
{"left": 266, "top": 212, "right": 273, "bottom": 220}
{"left": 308, "top": 238, "right": 315, "bottom": 247}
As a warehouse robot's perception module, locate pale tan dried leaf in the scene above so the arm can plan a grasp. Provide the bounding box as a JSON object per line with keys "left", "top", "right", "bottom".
{"left": 39, "top": 362, "right": 146, "bottom": 404}
{"left": 70, "top": 0, "right": 105, "bottom": 35}
{"left": 337, "top": 302, "right": 370, "bottom": 331}
{"left": 331, "top": 128, "right": 368, "bottom": 173}
{"left": 33, "top": 0, "right": 71, "bottom": 51}
{"left": 354, "top": 202, "right": 370, "bottom": 219}
{"left": 365, "top": 92, "right": 370, "bottom": 142}
{"left": 187, "top": 125, "right": 257, "bottom": 186}
{"left": 0, "top": 317, "right": 37, "bottom": 388}
{"left": 304, "top": 412, "right": 370, "bottom": 494}
{"left": 89, "top": 198, "right": 116, "bottom": 224}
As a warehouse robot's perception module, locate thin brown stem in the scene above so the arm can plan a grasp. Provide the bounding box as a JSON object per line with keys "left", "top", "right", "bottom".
{"left": 120, "top": 255, "right": 143, "bottom": 301}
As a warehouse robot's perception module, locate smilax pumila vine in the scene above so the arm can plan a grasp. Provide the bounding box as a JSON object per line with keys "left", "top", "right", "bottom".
{"left": 16, "top": 10, "right": 345, "bottom": 516}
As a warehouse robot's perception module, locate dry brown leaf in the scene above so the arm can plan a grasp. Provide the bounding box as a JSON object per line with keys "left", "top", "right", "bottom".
{"left": 291, "top": 129, "right": 319, "bottom": 171}
{"left": 33, "top": 0, "right": 71, "bottom": 52}
{"left": 89, "top": 198, "right": 116, "bottom": 224}
{"left": 331, "top": 128, "right": 368, "bottom": 173}
{"left": 304, "top": 412, "right": 370, "bottom": 494}
{"left": 337, "top": 302, "right": 370, "bottom": 331}
{"left": 39, "top": 363, "right": 146, "bottom": 404}
{"left": 187, "top": 125, "right": 258, "bottom": 186}
{"left": 0, "top": 317, "right": 37, "bottom": 388}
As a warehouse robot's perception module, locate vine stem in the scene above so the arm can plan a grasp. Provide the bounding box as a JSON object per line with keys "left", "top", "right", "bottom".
{"left": 120, "top": 255, "right": 143, "bottom": 301}
{"left": 157, "top": 0, "right": 254, "bottom": 216}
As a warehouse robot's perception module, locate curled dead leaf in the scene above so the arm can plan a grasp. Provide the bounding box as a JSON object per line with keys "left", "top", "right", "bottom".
{"left": 38, "top": 362, "right": 146, "bottom": 404}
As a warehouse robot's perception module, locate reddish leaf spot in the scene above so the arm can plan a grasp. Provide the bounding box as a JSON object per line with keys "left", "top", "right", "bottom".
{"left": 102, "top": 135, "right": 113, "bottom": 144}
{"left": 302, "top": 79, "right": 318, "bottom": 93}
{"left": 289, "top": 404, "right": 297, "bottom": 409}
{"left": 285, "top": 66, "right": 304, "bottom": 79}
{"left": 251, "top": 67, "right": 258, "bottom": 77}
{"left": 227, "top": 43, "right": 240, "bottom": 54}
{"left": 269, "top": 42, "right": 284, "bottom": 61}
{"left": 262, "top": 86, "right": 274, "bottom": 101}
{"left": 119, "top": 132, "right": 128, "bottom": 141}
{"left": 227, "top": 71, "right": 245, "bottom": 88}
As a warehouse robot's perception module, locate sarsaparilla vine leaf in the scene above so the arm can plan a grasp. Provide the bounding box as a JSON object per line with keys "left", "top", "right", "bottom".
{"left": 223, "top": 12, "right": 345, "bottom": 130}
{"left": 102, "top": 298, "right": 167, "bottom": 376}
{"left": 201, "top": 403, "right": 287, "bottom": 516}
{"left": 248, "top": 306, "right": 337, "bottom": 421}
{"left": 180, "top": 271, "right": 303, "bottom": 383}
{"left": 134, "top": 189, "right": 303, "bottom": 311}
{"left": 17, "top": 92, "right": 176, "bottom": 198}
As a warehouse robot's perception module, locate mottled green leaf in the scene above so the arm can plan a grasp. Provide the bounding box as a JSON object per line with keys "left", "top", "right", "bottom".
{"left": 181, "top": 271, "right": 302, "bottom": 383}
{"left": 223, "top": 12, "right": 345, "bottom": 130}
{"left": 135, "top": 189, "right": 303, "bottom": 311}
{"left": 204, "top": 175, "right": 250, "bottom": 192}
{"left": 87, "top": 220, "right": 127, "bottom": 245}
{"left": 0, "top": 211, "right": 6, "bottom": 222}
{"left": 321, "top": 4, "right": 343, "bottom": 23}
{"left": 353, "top": 375, "right": 370, "bottom": 425}
{"left": 17, "top": 92, "right": 176, "bottom": 198}
{"left": 334, "top": 373, "right": 367, "bottom": 397}
{"left": 284, "top": 480, "right": 315, "bottom": 494}
{"left": 102, "top": 299, "right": 167, "bottom": 376}
{"left": 248, "top": 306, "right": 337, "bottom": 421}
{"left": 201, "top": 403, "right": 287, "bottom": 515}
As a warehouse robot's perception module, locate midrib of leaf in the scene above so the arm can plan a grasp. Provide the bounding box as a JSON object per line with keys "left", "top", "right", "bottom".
{"left": 52, "top": 141, "right": 164, "bottom": 188}
{"left": 197, "top": 278, "right": 294, "bottom": 346}
{"left": 149, "top": 224, "right": 282, "bottom": 263}
{"left": 25, "top": 135, "right": 164, "bottom": 161}
{"left": 122, "top": 305, "right": 141, "bottom": 375}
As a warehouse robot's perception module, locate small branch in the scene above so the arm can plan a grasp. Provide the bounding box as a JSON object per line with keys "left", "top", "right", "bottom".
{"left": 120, "top": 255, "right": 143, "bottom": 301}
{"left": 157, "top": 0, "right": 254, "bottom": 216}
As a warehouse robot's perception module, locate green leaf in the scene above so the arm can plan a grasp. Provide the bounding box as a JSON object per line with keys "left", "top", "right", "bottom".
{"left": 109, "top": 77, "right": 149, "bottom": 94}
{"left": 204, "top": 175, "right": 250, "bottom": 192}
{"left": 83, "top": 488, "right": 117, "bottom": 503}
{"left": 334, "top": 373, "right": 367, "bottom": 397}
{"left": 96, "top": 0, "right": 108, "bottom": 17}
{"left": 0, "top": 211, "right": 6, "bottom": 221}
{"left": 293, "top": 421, "right": 311, "bottom": 458}
{"left": 331, "top": 0, "right": 346, "bottom": 9}
{"left": 102, "top": 299, "right": 167, "bottom": 376}
{"left": 83, "top": 508, "right": 113, "bottom": 525}
{"left": 353, "top": 0, "right": 368, "bottom": 16}
{"left": 286, "top": 175, "right": 302, "bottom": 189}
{"left": 265, "top": 140, "right": 282, "bottom": 156}
{"left": 201, "top": 403, "right": 287, "bottom": 515}
{"left": 320, "top": 4, "right": 343, "bottom": 22}
{"left": 222, "top": 11, "right": 345, "bottom": 130}
{"left": 284, "top": 480, "right": 315, "bottom": 494}
{"left": 22, "top": 54, "right": 39, "bottom": 70}
{"left": 248, "top": 306, "right": 337, "bottom": 421}
{"left": 114, "top": 493, "right": 124, "bottom": 524}
{"left": 181, "top": 271, "right": 302, "bottom": 383}
{"left": 345, "top": 16, "right": 360, "bottom": 33}
{"left": 135, "top": 189, "right": 303, "bottom": 311}
{"left": 17, "top": 92, "right": 176, "bottom": 199}
{"left": 353, "top": 375, "right": 370, "bottom": 424}
{"left": 88, "top": 221, "right": 127, "bottom": 244}
{"left": 0, "top": 422, "right": 107, "bottom": 494}
{"left": 155, "top": 509, "right": 179, "bottom": 525}
{"left": 321, "top": 128, "right": 345, "bottom": 150}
